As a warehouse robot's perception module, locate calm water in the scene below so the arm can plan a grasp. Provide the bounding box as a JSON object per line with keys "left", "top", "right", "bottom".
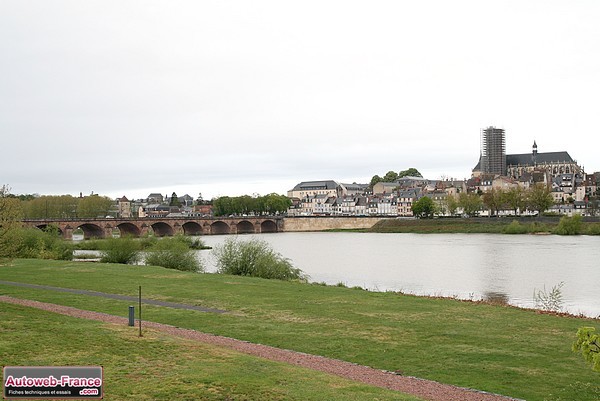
{"left": 198, "top": 232, "right": 600, "bottom": 318}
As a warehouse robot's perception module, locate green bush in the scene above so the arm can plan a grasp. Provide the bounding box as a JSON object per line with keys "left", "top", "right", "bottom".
{"left": 100, "top": 237, "right": 141, "bottom": 264}
{"left": 213, "top": 237, "right": 306, "bottom": 281}
{"left": 8, "top": 228, "right": 73, "bottom": 260}
{"left": 585, "top": 223, "right": 600, "bottom": 235}
{"left": 169, "top": 235, "right": 210, "bottom": 250}
{"left": 144, "top": 237, "right": 203, "bottom": 272}
{"left": 554, "top": 215, "right": 583, "bottom": 235}
{"left": 503, "top": 220, "right": 529, "bottom": 234}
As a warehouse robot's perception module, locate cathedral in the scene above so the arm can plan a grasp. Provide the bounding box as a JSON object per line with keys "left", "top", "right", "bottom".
{"left": 472, "top": 126, "right": 583, "bottom": 180}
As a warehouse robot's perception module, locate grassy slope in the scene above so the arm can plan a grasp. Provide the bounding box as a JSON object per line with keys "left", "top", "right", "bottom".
{"left": 0, "top": 302, "right": 421, "bottom": 401}
{"left": 1, "top": 259, "right": 599, "bottom": 401}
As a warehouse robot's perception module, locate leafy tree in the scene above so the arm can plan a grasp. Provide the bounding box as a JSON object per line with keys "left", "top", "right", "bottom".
{"left": 458, "top": 192, "right": 482, "bottom": 217}
{"left": 212, "top": 194, "right": 291, "bottom": 216}
{"left": 411, "top": 196, "right": 436, "bottom": 218}
{"left": 369, "top": 175, "right": 383, "bottom": 189}
{"left": 446, "top": 195, "right": 459, "bottom": 216}
{"left": 527, "top": 184, "right": 554, "bottom": 215}
{"left": 382, "top": 171, "right": 399, "bottom": 183}
{"left": 0, "top": 185, "right": 23, "bottom": 258}
{"left": 169, "top": 192, "right": 181, "bottom": 207}
{"left": 504, "top": 187, "right": 526, "bottom": 216}
{"left": 482, "top": 188, "right": 505, "bottom": 216}
{"left": 77, "top": 195, "right": 114, "bottom": 218}
{"left": 22, "top": 195, "right": 78, "bottom": 219}
{"left": 587, "top": 196, "right": 599, "bottom": 217}
{"left": 573, "top": 327, "right": 600, "bottom": 372}
{"left": 398, "top": 168, "right": 422, "bottom": 178}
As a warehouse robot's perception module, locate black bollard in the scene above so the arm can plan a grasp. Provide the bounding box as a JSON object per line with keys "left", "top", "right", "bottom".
{"left": 128, "top": 306, "right": 135, "bottom": 327}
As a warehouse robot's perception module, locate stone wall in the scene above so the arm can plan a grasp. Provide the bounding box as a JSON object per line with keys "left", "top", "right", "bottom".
{"left": 282, "top": 216, "right": 389, "bottom": 232}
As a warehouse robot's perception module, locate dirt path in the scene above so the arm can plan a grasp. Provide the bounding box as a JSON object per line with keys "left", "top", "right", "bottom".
{"left": 0, "top": 295, "right": 522, "bottom": 401}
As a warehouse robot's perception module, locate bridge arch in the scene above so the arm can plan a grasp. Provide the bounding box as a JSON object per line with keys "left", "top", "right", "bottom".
{"left": 182, "top": 222, "right": 203, "bottom": 235}
{"left": 34, "top": 224, "right": 64, "bottom": 236}
{"left": 77, "top": 223, "right": 105, "bottom": 239}
{"left": 260, "top": 220, "right": 278, "bottom": 233}
{"left": 237, "top": 220, "right": 255, "bottom": 234}
{"left": 117, "top": 223, "right": 142, "bottom": 238}
{"left": 151, "top": 222, "right": 174, "bottom": 237}
{"left": 210, "top": 221, "right": 230, "bottom": 235}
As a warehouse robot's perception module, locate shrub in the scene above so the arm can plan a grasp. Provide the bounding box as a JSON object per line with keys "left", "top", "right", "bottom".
{"left": 144, "top": 237, "right": 203, "bottom": 272}
{"left": 503, "top": 220, "right": 529, "bottom": 234}
{"left": 100, "top": 237, "right": 141, "bottom": 264}
{"left": 213, "top": 238, "right": 306, "bottom": 281}
{"left": 554, "top": 215, "right": 583, "bottom": 235}
{"left": 586, "top": 223, "right": 600, "bottom": 235}
{"left": 9, "top": 228, "right": 73, "bottom": 260}
{"left": 533, "top": 281, "right": 564, "bottom": 312}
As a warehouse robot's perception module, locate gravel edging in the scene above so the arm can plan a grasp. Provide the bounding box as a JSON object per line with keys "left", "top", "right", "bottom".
{"left": 0, "top": 295, "right": 522, "bottom": 401}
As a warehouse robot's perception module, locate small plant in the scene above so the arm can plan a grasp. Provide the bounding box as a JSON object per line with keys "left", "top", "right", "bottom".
{"left": 533, "top": 281, "right": 565, "bottom": 312}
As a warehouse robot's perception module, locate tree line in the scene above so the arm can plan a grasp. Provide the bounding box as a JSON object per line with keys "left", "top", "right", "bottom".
{"left": 17, "top": 194, "right": 114, "bottom": 219}
{"left": 211, "top": 193, "right": 291, "bottom": 216}
{"left": 412, "top": 184, "right": 555, "bottom": 218}
{"left": 370, "top": 168, "right": 423, "bottom": 188}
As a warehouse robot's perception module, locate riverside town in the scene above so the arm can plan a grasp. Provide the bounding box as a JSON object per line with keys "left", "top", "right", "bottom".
{"left": 12, "top": 128, "right": 600, "bottom": 220}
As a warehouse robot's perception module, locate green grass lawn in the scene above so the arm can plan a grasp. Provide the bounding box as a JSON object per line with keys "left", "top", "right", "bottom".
{"left": 0, "top": 302, "right": 421, "bottom": 401}
{"left": 1, "top": 259, "right": 599, "bottom": 401}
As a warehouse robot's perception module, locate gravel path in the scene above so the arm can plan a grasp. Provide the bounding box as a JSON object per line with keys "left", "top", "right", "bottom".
{"left": 0, "top": 295, "right": 522, "bottom": 401}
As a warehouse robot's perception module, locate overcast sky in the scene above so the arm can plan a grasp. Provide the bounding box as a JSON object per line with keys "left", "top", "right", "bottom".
{"left": 2, "top": 1, "right": 599, "bottom": 200}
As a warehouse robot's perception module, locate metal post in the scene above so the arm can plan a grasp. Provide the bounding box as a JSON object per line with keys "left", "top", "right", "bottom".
{"left": 128, "top": 306, "right": 135, "bottom": 326}
{"left": 138, "top": 285, "right": 142, "bottom": 337}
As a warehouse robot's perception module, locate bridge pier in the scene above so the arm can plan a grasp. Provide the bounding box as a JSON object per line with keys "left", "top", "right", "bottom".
{"left": 63, "top": 227, "right": 73, "bottom": 240}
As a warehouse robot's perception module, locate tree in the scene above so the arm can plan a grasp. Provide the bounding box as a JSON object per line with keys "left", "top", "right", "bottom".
{"left": 382, "top": 171, "right": 399, "bottom": 183}
{"left": 22, "top": 195, "right": 78, "bottom": 219}
{"left": 504, "top": 187, "right": 526, "bottom": 216}
{"left": 411, "top": 196, "right": 436, "bottom": 218}
{"left": 369, "top": 175, "right": 383, "bottom": 189}
{"left": 169, "top": 192, "right": 181, "bottom": 207}
{"left": 77, "top": 195, "right": 114, "bottom": 218}
{"left": 458, "top": 192, "right": 482, "bottom": 217}
{"left": 398, "top": 168, "right": 422, "bottom": 178}
{"left": 0, "top": 185, "right": 23, "bottom": 258}
{"left": 482, "top": 188, "right": 506, "bottom": 216}
{"left": 573, "top": 327, "right": 599, "bottom": 372}
{"left": 446, "top": 195, "right": 459, "bottom": 216}
{"left": 527, "top": 184, "right": 554, "bottom": 215}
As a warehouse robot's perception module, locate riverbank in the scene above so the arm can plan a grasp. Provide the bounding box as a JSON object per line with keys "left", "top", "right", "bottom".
{"left": 0, "top": 259, "right": 598, "bottom": 401}
{"left": 369, "top": 216, "right": 600, "bottom": 234}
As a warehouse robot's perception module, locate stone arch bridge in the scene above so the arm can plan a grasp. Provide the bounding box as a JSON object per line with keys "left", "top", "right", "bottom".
{"left": 22, "top": 217, "right": 284, "bottom": 240}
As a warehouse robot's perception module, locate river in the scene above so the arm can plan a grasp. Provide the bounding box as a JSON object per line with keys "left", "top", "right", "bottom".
{"left": 197, "top": 232, "right": 600, "bottom": 318}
